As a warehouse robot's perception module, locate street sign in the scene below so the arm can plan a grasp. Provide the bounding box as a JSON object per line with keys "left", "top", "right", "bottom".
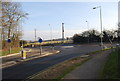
{"left": 38, "top": 37, "right": 43, "bottom": 55}
{"left": 38, "top": 38, "right": 42, "bottom": 43}
{"left": 8, "top": 38, "right": 11, "bottom": 43}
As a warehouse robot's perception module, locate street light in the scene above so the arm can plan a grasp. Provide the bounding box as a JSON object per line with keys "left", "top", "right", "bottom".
{"left": 86, "top": 21, "right": 89, "bottom": 30}
{"left": 93, "top": 6, "right": 103, "bottom": 49}
{"left": 49, "top": 24, "right": 54, "bottom": 51}
{"left": 21, "top": 13, "right": 29, "bottom": 54}
{"left": 86, "top": 21, "right": 90, "bottom": 43}
{"left": 49, "top": 24, "right": 53, "bottom": 42}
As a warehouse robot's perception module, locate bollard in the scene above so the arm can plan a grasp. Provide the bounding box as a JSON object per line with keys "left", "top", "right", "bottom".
{"left": 21, "top": 50, "right": 26, "bottom": 60}
{"left": 21, "top": 50, "right": 23, "bottom": 58}
{"left": 23, "top": 51, "right": 26, "bottom": 59}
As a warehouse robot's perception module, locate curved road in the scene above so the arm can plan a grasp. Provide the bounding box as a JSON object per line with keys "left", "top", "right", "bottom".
{"left": 2, "top": 44, "right": 101, "bottom": 79}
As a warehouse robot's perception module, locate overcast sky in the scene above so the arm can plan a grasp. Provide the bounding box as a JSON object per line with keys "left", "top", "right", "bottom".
{"left": 21, "top": 2, "right": 118, "bottom": 41}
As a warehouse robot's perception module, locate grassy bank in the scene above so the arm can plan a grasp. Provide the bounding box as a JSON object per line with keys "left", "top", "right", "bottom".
{"left": 1, "top": 47, "right": 21, "bottom": 56}
{"left": 101, "top": 47, "right": 120, "bottom": 79}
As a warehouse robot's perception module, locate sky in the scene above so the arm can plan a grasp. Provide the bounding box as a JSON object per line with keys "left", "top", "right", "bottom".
{"left": 21, "top": 2, "right": 118, "bottom": 41}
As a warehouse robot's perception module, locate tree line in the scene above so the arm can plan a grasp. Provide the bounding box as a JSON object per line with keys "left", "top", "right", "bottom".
{"left": 72, "top": 29, "right": 119, "bottom": 44}
{"left": 1, "top": 2, "right": 28, "bottom": 49}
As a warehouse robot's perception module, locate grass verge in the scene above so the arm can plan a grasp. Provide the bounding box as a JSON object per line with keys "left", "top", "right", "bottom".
{"left": 2, "top": 47, "right": 21, "bottom": 56}
{"left": 100, "top": 47, "right": 120, "bottom": 79}
{"left": 26, "top": 57, "right": 90, "bottom": 81}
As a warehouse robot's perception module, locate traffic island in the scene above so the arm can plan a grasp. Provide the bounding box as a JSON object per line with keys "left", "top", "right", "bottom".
{"left": 1, "top": 50, "right": 60, "bottom": 69}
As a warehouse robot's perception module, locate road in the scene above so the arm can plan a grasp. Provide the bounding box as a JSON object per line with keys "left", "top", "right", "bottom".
{"left": 2, "top": 44, "right": 102, "bottom": 80}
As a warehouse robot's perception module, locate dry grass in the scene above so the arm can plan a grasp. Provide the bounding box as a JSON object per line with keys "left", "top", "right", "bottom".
{"left": 2, "top": 47, "right": 21, "bottom": 56}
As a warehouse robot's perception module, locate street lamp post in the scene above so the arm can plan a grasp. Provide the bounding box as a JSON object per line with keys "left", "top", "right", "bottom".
{"left": 62, "top": 23, "right": 64, "bottom": 43}
{"left": 49, "top": 24, "right": 54, "bottom": 51}
{"left": 49, "top": 24, "right": 52, "bottom": 43}
{"left": 86, "top": 21, "right": 90, "bottom": 43}
{"left": 86, "top": 21, "right": 89, "bottom": 30}
{"left": 93, "top": 6, "right": 103, "bottom": 49}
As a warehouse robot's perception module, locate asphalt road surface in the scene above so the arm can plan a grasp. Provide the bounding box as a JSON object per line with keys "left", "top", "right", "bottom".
{"left": 2, "top": 44, "right": 102, "bottom": 80}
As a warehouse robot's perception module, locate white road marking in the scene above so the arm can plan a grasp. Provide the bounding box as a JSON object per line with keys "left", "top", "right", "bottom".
{"left": 61, "top": 46, "right": 74, "bottom": 48}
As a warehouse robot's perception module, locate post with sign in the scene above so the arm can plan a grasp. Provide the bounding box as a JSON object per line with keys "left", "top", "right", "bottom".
{"left": 38, "top": 38, "right": 42, "bottom": 55}
{"left": 8, "top": 38, "right": 11, "bottom": 54}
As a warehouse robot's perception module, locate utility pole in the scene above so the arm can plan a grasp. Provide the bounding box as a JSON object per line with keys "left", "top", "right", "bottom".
{"left": 62, "top": 23, "right": 64, "bottom": 41}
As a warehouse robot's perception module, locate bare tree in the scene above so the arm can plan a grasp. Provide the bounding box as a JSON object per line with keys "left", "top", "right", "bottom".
{"left": 1, "top": 2, "right": 28, "bottom": 49}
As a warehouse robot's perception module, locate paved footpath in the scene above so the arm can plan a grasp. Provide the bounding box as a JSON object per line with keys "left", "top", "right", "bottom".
{"left": 63, "top": 50, "right": 111, "bottom": 79}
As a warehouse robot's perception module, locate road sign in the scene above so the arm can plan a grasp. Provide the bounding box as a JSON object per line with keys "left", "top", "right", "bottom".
{"left": 8, "top": 38, "right": 11, "bottom": 43}
{"left": 38, "top": 38, "right": 42, "bottom": 43}
{"left": 38, "top": 38, "right": 42, "bottom": 55}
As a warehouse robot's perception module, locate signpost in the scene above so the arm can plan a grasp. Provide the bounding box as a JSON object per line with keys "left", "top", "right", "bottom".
{"left": 8, "top": 38, "right": 11, "bottom": 54}
{"left": 38, "top": 38, "right": 42, "bottom": 55}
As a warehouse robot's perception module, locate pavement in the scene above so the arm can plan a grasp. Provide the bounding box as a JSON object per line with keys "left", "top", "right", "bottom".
{"left": 63, "top": 50, "right": 111, "bottom": 79}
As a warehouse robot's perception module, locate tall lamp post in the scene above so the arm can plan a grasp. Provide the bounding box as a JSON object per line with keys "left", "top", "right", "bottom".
{"left": 86, "top": 21, "right": 89, "bottom": 43}
{"left": 49, "top": 24, "right": 54, "bottom": 51}
{"left": 62, "top": 23, "right": 64, "bottom": 43}
{"left": 49, "top": 24, "right": 52, "bottom": 42}
{"left": 86, "top": 21, "right": 89, "bottom": 30}
{"left": 93, "top": 6, "right": 103, "bottom": 49}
